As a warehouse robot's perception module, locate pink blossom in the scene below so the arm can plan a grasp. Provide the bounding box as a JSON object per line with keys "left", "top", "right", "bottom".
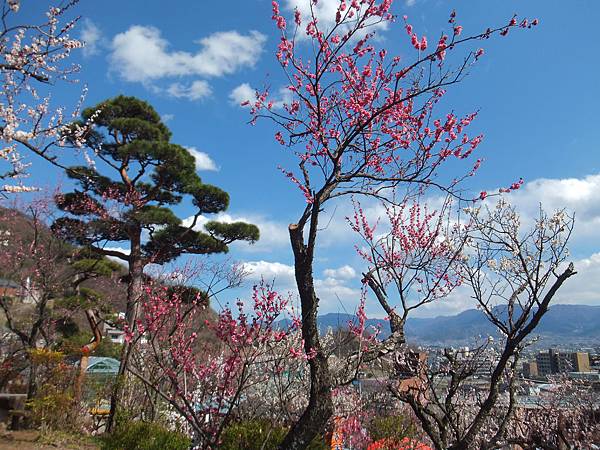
{"left": 411, "top": 33, "right": 419, "bottom": 48}
{"left": 275, "top": 131, "right": 285, "bottom": 145}
{"left": 294, "top": 8, "right": 301, "bottom": 26}
{"left": 276, "top": 15, "right": 286, "bottom": 30}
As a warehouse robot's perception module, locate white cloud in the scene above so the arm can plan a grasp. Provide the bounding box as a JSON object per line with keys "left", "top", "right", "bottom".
{"left": 312, "top": 172, "right": 600, "bottom": 316}
{"left": 283, "top": 0, "right": 389, "bottom": 39}
{"left": 323, "top": 265, "right": 356, "bottom": 280}
{"left": 202, "top": 172, "right": 600, "bottom": 317}
{"left": 316, "top": 197, "right": 387, "bottom": 248}
{"left": 229, "top": 83, "right": 293, "bottom": 109}
{"left": 161, "top": 113, "right": 175, "bottom": 123}
{"left": 229, "top": 83, "right": 255, "bottom": 106}
{"left": 413, "top": 250, "right": 600, "bottom": 318}
{"left": 554, "top": 252, "right": 600, "bottom": 306}
{"left": 81, "top": 19, "right": 102, "bottom": 57}
{"left": 313, "top": 171, "right": 600, "bottom": 252}
{"left": 503, "top": 174, "right": 600, "bottom": 213}
{"left": 272, "top": 86, "right": 294, "bottom": 109}
{"left": 410, "top": 285, "right": 476, "bottom": 318}
{"left": 102, "top": 245, "right": 129, "bottom": 255}
{"left": 242, "top": 260, "right": 296, "bottom": 285}
{"left": 102, "top": 246, "right": 130, "bottom": 265}
{"left": 241, "top": 259, "right": 362, "bottom": 313}
{"left": 315, "top": 277, "right": 362, "bottom": 313}
{"left": 405, "top": 0, "right": 417, "bottom": 6}
{"left": 185, "top": 146, "right": 218, "bottom": 171}
{"left": 407, "top": 172, "right": 600, "bottom": 316}
{"left": 234, "top": 248, "right": 600, "bottom": 319}
{"left": 110, "top": 26, "right": 267, "bottom": 83}
{"left": 182, "top": 212, "right": 289, "bottom": 253}
{"left": 166, "top": 80, "right": 212, "bottom": 101}
{"left": 482, "top": 172, "right": 600, "bottom": 247}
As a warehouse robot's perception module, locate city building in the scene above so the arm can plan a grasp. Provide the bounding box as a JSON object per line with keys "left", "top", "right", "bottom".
{"left": 0, "top": 278, "right": 20, "bottom": 298}
{"left": 103, "top": 312, "right": 126, "bottom": 344}
{"left": 535, "top": 348, "right": 591, "bottom": 377}
{"left": 522, "top": 361, "right": 538, "bottom": 378}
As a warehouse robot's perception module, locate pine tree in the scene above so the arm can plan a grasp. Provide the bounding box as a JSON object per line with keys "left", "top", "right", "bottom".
{"left": 52, "top": 95, "right": 259, "bottom": 428}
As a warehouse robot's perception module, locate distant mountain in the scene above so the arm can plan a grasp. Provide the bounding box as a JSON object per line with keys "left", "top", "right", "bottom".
{"left": 311, "top": 304, "right": 600, "bottom": 345}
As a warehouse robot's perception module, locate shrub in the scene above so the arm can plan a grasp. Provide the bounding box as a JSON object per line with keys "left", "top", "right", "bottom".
{"left": 27, "top": 349, "right": 83, "bottom": 431}
{"left": 101, "top": 421, "right": 191, "bottom": 450}
{"left": 219, "top": 420, "right": 327, "bottom": 450}
{"left": 368, "top": 415, "right": 419, "bottom": 443}
{"left": 57, "top": 331, "right": 122, "bottom": 360}
{"left": 219, "top": 420, "right": 286, "bottom": 450}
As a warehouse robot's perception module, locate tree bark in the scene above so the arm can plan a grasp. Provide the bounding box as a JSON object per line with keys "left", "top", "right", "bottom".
{"left": 278, "top": 222, "right": 334, "bottom": 449}
{"left": 107, "top": 230, "right": 144, "bottom": 432}
{"left": 74, "top": 309, "right": 102, "bottom": 403}
{"left": 448, "top": 263, "right": 576, "bottom": 450}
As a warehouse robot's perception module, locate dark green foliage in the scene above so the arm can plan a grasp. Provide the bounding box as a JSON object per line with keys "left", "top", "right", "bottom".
{"left": 367, "top": 415, "right": 419, "bottom": 443}
{"left": 205, "top": 221, "right": 261, "bottom": 244}
{"left": 55, "top": 317, "right": 80, "bottom": 338}
{"left": 55, "top": 95, "right": 259, "bottom": 265}
{"left": 57, "top": 331, "right": 122, "bottom": 360}
{"left": 166, "top": 284, "right": 209, "bottom": 305}
{"left": 100, "top": 421, "right": 191, "bottom": 450}
{"left": 70, "top": 257, "right": 122, "bottom": 278}
{"left": 219, "top": 420, "right": 327, "bottom": 450}
{"left": 55, "top": 286, "right": 113, "bottom": 314}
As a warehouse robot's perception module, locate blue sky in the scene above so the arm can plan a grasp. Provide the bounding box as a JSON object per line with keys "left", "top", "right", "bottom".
{"left": 8, "top": 0, "right": 600, "bottom": 317}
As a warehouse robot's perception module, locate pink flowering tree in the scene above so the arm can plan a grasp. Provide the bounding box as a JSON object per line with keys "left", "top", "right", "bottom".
{"left": 0, "top": 202, "right": 63, "bottom": 397}
{"left": 0, "top": 0, "right": 88, "bottom": 193}
{"left": 252, "top": 0, "right": 537, "bottom": 445}
{"left": 125, "top": 270, "right": 305, "bottom": 449}
{"left": 0, "top": 197, "right": 120, "bottom": 401}
{"left": 350, "top": 194, "right": 465, "bottom": 361}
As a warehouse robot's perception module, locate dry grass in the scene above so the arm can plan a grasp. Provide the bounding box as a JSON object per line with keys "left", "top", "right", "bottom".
{"left": 0, "top": 430, "right": 99, "bottom": 450}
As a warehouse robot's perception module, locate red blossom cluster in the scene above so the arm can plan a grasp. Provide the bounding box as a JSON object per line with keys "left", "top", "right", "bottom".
{"left": 351, "top": 198, "right": 463, "bottom": 301}
{"left": 250, "top": 2, "right": 537, "bottom": 205}
{"left": 126, "top": 278, "right": 312, "bottom": 445}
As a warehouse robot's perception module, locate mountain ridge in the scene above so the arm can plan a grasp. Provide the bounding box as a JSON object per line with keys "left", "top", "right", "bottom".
{"left": 311, "top": 304, "right": 600, "bottom": 345}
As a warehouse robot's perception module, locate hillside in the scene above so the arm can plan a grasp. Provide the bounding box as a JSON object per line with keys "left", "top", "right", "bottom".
{"left": 0, "top": 206, "right": 219, "bottom": 342}
{"left": 0, "top": 205, "right": 128, "bottom": 314}
{"left": 314, "top": 304, "right": 600, "bottom": 346}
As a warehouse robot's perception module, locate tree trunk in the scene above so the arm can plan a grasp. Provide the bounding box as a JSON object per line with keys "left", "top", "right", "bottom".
{"left": 448, "top": 264, "right": 576, "bottom": 450}
{"left": 74, "top": 309, "right": 102, "bottom": 403}
{"left": 26, "top": 362, "right": 37, "bottom": 401}
{"left": 279, "top": 223, "right": 334, "bottom": 449}
{"left": 107, "top": 232, "right": 144, "bottom": 432}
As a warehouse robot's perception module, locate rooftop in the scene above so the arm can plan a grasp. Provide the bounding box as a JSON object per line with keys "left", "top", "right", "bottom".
{"left": 0, "top": 278, "right": 19, "bottom": 289}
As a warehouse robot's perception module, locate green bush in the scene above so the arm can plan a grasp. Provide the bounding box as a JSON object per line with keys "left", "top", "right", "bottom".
{"left": 367, "top": 415, "right": 418, "bottom": 443}
{"left": 101, "top": 421, "right": 191, "bottom": 450}
{"left": 219, "top": 420, "right": 327, "bottom": 450}
{"left": 57, "top": 331, "right": 122, "bottom": 359}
